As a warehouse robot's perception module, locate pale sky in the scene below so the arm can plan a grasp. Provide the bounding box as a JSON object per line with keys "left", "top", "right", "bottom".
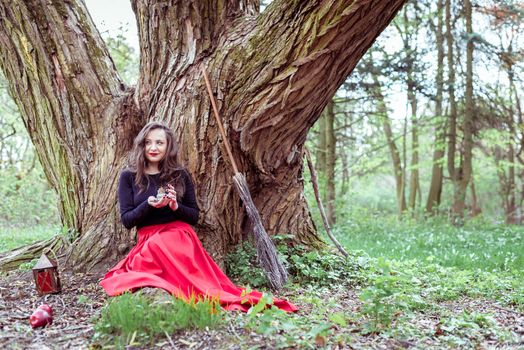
{"left": 84, "top": 0, "right": 139, "bottom": 51}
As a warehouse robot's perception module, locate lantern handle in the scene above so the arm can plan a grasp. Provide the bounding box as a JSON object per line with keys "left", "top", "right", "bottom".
{"left": 43, "top": 247, "right": 60, "bottom": 267}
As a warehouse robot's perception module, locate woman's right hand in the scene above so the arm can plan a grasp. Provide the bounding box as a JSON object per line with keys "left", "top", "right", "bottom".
{"left": 148, "top": 195, "right": 170, "bottom": 208}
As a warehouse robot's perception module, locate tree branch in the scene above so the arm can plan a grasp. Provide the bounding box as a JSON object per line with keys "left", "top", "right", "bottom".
{"left": 229, "top": 0, "right": 408, "bottom": 173}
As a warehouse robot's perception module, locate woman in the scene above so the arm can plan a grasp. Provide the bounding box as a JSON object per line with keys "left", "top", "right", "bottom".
{"left": 100, "top": 122, "right": 297, "bottom": 312}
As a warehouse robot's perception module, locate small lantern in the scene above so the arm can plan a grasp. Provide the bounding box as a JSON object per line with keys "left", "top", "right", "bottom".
{"left": 32, "top": 253, "right": 62, "bottom": 295}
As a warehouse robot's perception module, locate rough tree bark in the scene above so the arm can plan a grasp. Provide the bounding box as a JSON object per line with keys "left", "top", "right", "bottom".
{"left": 493, "top": 141, "right": 517, "bottom": 224}
{"left": 445, "top": 0, "right": 458, "bottom": 220}
{"left": 0, "top": 0, "right": 407, "bottom": 272}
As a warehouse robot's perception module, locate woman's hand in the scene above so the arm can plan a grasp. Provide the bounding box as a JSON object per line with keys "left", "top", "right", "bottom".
{"left": 166, "top": 184, "right": 178, "bottom": 211}
{"left": 148, "top": 195, "right": 170, "bottom": 208}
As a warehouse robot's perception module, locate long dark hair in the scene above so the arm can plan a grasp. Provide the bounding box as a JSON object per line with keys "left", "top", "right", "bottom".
{"left": 127, "top": 121, "right": 186, "bottom": 197}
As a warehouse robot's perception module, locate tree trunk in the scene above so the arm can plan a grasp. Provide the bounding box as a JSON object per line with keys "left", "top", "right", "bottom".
{"left": 495, "top": 143, "right": 517, "bottom": 224}
{"left": 395, "top": 4, "right": 419, "bottom": 213}
{"left": 339, "top": 107, "right": 351, "bottom": 196}
{"left": 316, "top": 114, "right": 327, "bottom": 181}
{"left": 446, "top": 0, "right": 473, "bottom": 225}
{"left": 469, "top": 173, "right": 481, "bottom": 217}
{"left": 0, "top": 0, "right": 407, "bottom": 272}
{"left": 372, "top": 74, "right": 406, "bottom": 214}
{"left": 506, "top": 144, "right": 517, "bottom": 224}
{"left": 408, "top": 90, "right": 419, "bottom": 212}
{"left": 445, "top": 0, "right": 457, "bottom": 199}
{"left": 460, "top": 0, "right": 474, "bottom": 221}
{"left": 325, "top": 99, "right": 336, "bottom": 225}
{"left": 426, "top": 0, "right": 446, "bottom": 214}
{"left": 505, "top": 59, "right": 520, "bottom": 224}
{"left": 0, "top": 0, "right": 142, "bottom": 270}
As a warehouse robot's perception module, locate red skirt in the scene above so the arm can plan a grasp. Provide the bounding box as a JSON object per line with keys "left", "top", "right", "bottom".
{"left": 100, "top": 221, "right": 297, "bottom": 312}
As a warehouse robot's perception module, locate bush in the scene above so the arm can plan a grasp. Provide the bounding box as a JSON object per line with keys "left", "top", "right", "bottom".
{"left": 225, "top": 241, "right": 268, "bottom": 288}
{"left": 225, "top": 236, "right": 368, "bottom": 288}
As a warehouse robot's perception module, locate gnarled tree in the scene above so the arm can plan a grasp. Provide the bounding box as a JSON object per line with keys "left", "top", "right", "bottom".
{"left": 0, "top": 0, "right": 407, "bottom": 273}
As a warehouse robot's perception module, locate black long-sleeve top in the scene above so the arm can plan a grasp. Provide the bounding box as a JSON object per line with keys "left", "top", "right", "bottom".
{"left": 118, "top": 169, "right": 200, "bottom": 229}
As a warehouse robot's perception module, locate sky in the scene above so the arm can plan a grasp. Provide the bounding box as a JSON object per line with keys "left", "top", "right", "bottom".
{"left": 84, "top": 0, "right": 139, "bottom": 51}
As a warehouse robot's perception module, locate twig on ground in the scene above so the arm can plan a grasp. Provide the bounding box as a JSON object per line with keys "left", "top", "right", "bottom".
{"left": 53, "top": 328, "right": 92, "bottom": 343}
{"left": 493, "top": 304, "right": 524, "bottom": 317}
{"left": 229, "top": 323, "right": 242, "bottom": 341}
{"left": 164, "top": 330, "right": 176, "bottom": 349}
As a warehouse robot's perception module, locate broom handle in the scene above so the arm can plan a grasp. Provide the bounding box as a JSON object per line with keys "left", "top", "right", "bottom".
{"left": 201, "top": 66, "right": 239, "bottom": 174}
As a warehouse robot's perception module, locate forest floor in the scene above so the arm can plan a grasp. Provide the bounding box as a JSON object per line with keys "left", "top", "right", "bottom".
{"left": 1, "top": 218, "right": 523, "bottom": 349}
{"left": 1, "top": 266, "right": 523, "bottom": 349}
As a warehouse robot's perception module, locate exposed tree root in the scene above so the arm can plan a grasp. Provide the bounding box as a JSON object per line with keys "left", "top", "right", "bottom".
{"left": 0, "top": 235, "right": 67, "bottom": 272}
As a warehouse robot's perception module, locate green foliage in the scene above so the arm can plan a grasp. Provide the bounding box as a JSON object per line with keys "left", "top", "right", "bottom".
{"left": 436, "top": 311, "right": 518, "bottom": 348}
{"left": 225, "top": 236, "right": 366, "bottom": 289}
{"left": 0, "top": 166, "right": 59, "bottom": 227}
{"left": 104, "top": 29, "right": 139, "bottom": 85}
{"left": 336, "top": 209, "right": 524, "bottom": 275}
{"left": 356, "top": 257, "right": 524, "bottom": 337}
{"left": 17, "top": 258, "right": 38, "bottom": 271}
{"left": 89, "top": 216, "right": 523, "bottom": 348}
{"left": 0, "top": 224, "right": 58, "bottom": 253}
{"left": 359, "top": 258, "right": 425, "bottom": 333}
{"left": 94, "top": 292, "right": 223, "bottom": 349}
{"left": 237, "top": 292, "right": 342, "bottom": 349}
{"left": 225, "top": 242, "right": 268, "bottom": 288}
{"left": 286, "top": 246, "right": 365, "bottom": 287}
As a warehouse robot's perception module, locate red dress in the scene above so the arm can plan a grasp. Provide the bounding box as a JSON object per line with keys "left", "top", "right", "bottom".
{"left": 100, "top": 221, "right": 297, "bottom": 312}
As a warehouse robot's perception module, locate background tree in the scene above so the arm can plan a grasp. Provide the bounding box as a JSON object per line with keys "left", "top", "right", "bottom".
{"left": 314, "top": 99, "right": 337, "bottom": 225}
{"left": 425, "top": 0, "right": 446, "bottom": 214}
{"left": 302, "top": 0, "right": 522, "bottom": 225}
{"left": 476, "top": 1, "right": 524, "bottom": 224}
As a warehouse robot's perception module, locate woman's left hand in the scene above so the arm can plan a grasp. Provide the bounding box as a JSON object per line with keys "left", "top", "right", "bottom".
{"left": 166, "top": 184, "right": 178, "bottom": 211}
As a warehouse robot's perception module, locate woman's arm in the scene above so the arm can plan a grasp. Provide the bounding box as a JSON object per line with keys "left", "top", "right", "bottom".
{"left": 118, "top": 171, "right": 152, "bottom": 229}
{"left": 172, "top": 170, "right": 200, "bottom": 225}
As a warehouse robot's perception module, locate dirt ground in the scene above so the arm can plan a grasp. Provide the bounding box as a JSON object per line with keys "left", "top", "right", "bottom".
{"left": 1, "top": 271, "right": 523, "bottom": 349}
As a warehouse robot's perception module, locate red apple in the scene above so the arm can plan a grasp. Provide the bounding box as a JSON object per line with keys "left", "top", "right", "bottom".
{"left": 37, "top": 304, "right": 53, "bottom": 317}
{"left": 29, "top": 309, "right": 52, "bottom": 328}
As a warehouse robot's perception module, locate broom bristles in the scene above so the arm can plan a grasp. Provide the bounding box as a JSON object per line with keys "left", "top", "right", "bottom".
{"left": 233, "top": 173, "right": 288, "bottom": 290}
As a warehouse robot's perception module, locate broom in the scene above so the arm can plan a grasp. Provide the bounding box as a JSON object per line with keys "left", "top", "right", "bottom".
{"left": 201, "top": 66, "right": 288, "bottom": 290}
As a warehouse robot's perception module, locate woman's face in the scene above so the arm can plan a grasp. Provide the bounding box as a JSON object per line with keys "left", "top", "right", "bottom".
{"left": 144, "top": 128, "right": 168, "bottom": 166}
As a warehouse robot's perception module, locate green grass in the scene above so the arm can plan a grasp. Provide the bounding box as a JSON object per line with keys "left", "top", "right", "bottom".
{"left": 334, "top": 211, "right": 524, "bottom": 275}
{"left": 0, "top": 224, "right": 58, "bottom": 253}
{"left": 226, "top": 242, "right": 523, "bottom": 348}
{"left": 93, "top": 292, "right": 223, "bottom": 349}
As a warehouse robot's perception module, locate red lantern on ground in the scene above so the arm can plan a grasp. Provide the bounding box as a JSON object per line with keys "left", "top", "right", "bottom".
{"left": 32, "top": 253, "right": 62, "bottom": 295}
